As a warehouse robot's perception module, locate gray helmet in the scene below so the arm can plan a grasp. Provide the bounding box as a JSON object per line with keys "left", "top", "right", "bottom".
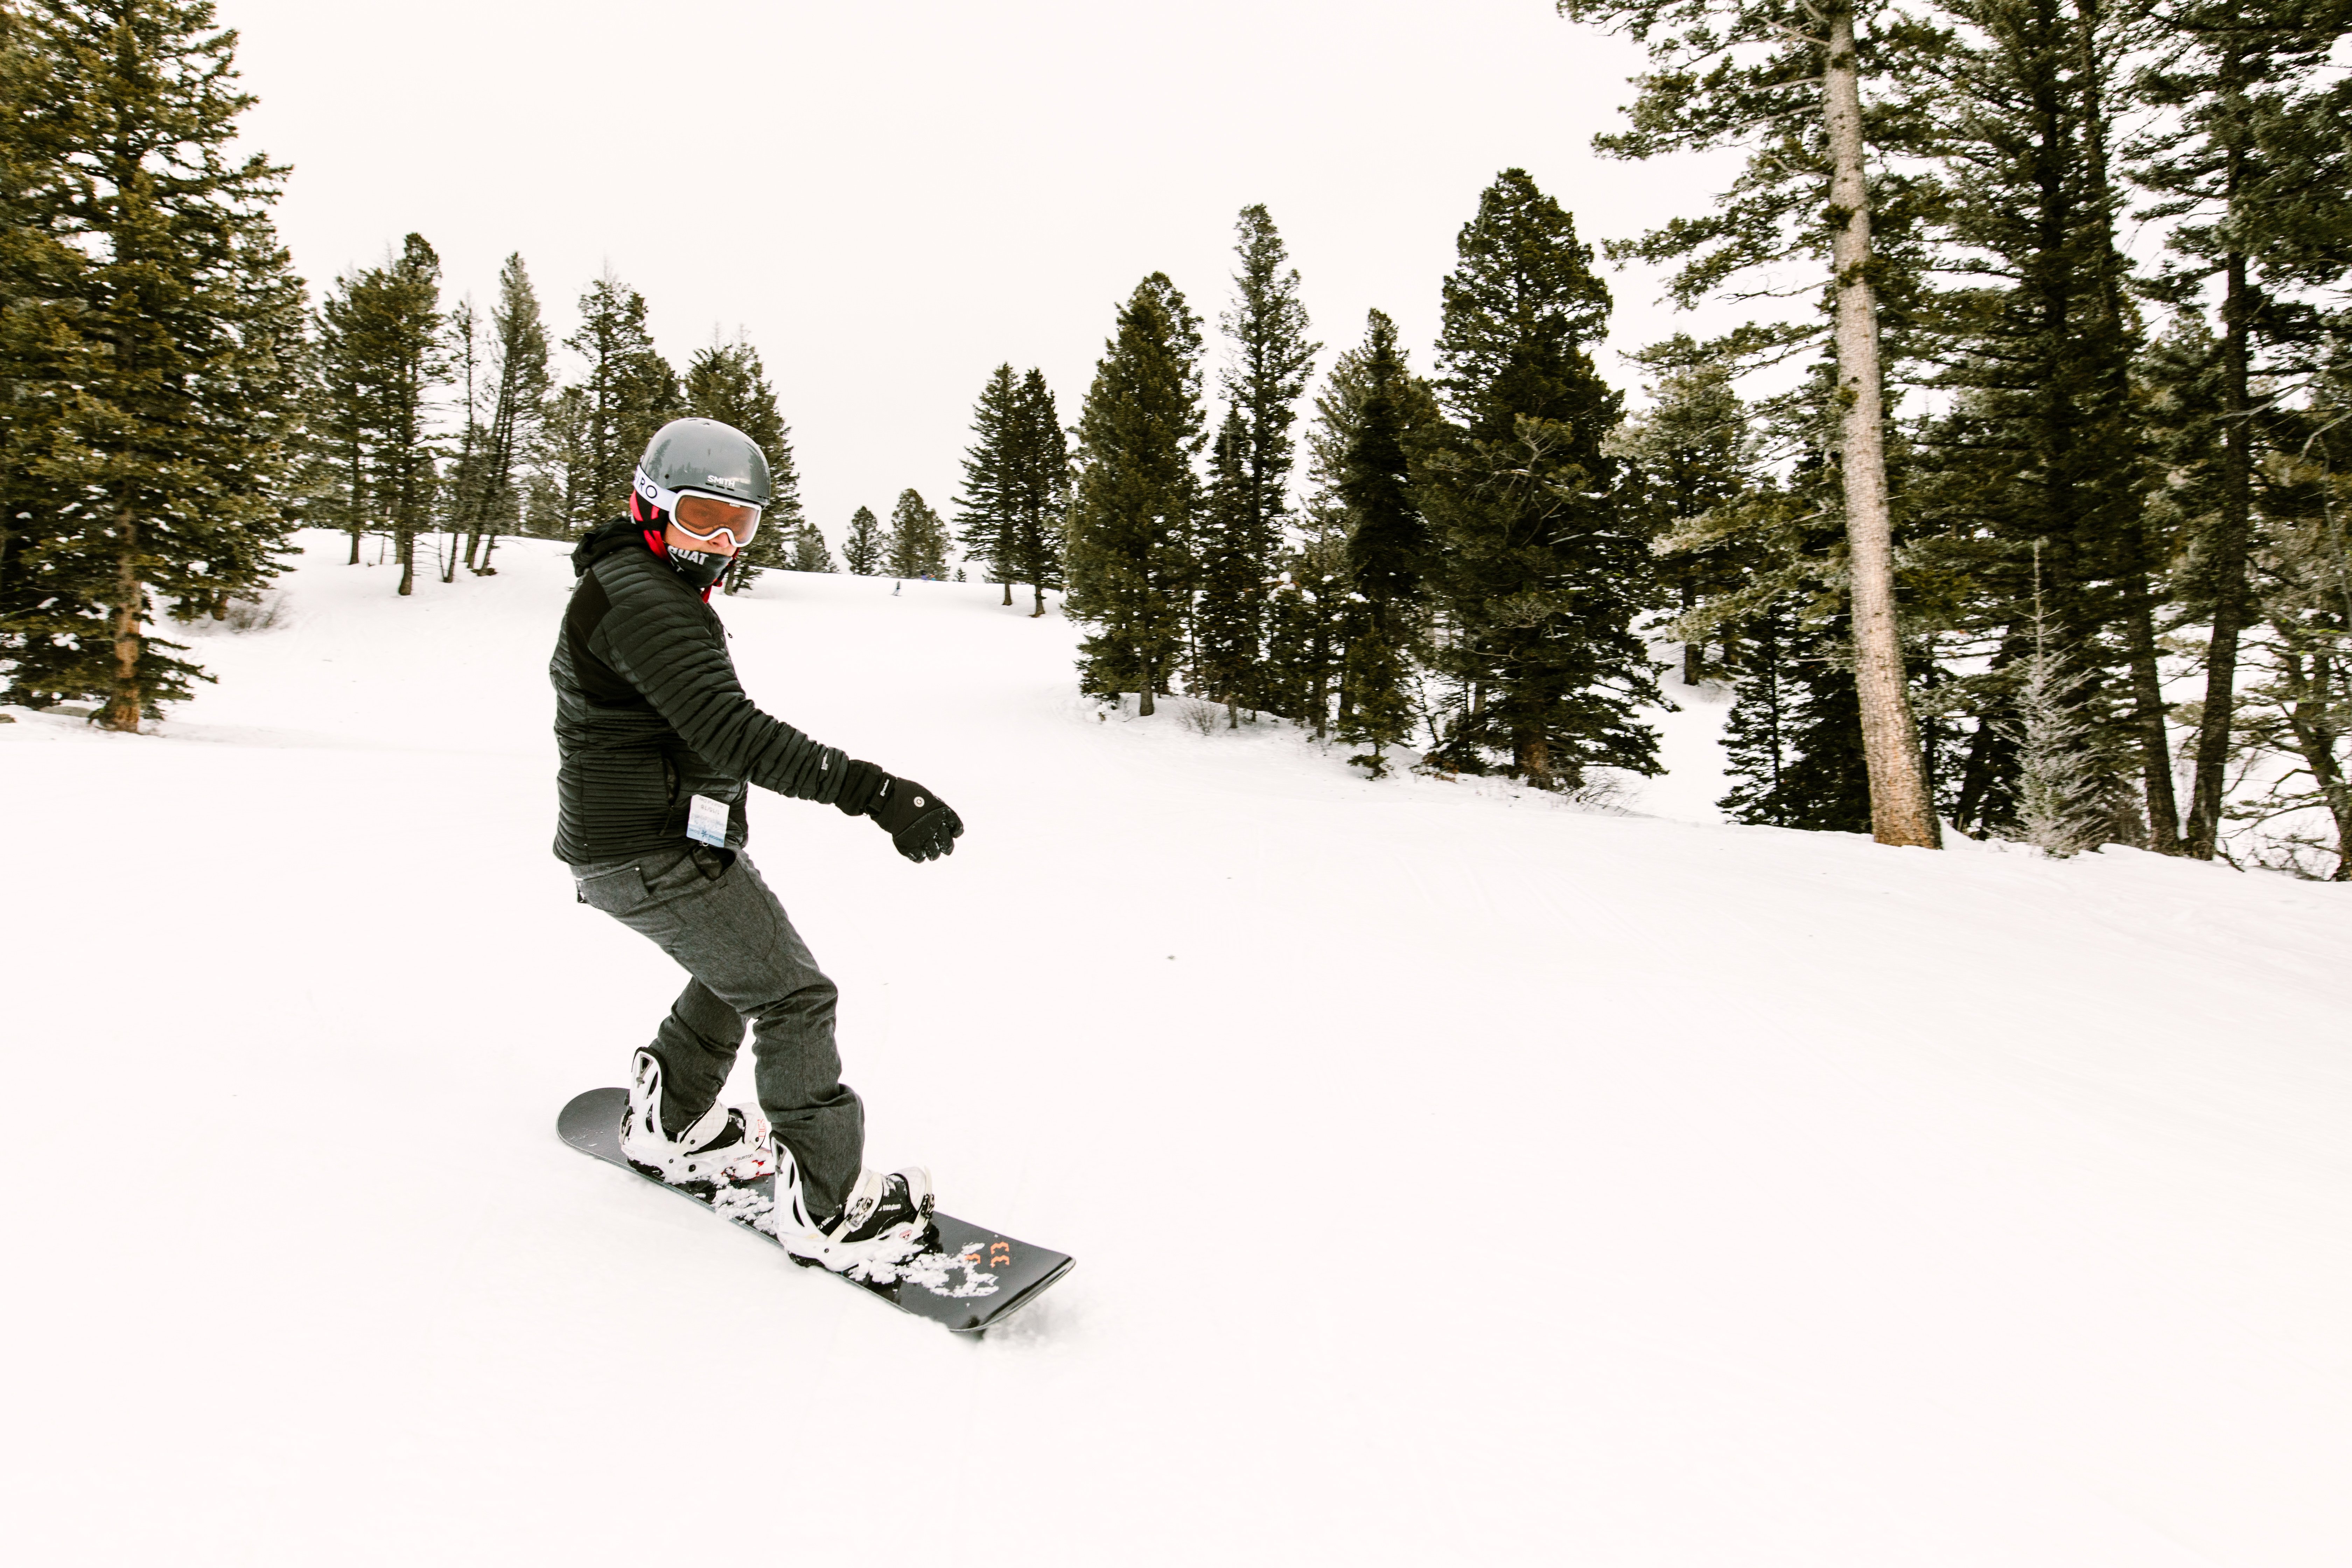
{"left": 632, "top": 418, "right": 773, "bottom": 515}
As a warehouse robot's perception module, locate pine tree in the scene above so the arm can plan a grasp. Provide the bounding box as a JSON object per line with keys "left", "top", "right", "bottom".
{"left": 442, "top": 293, "right": 482, "bottom": 584}
{"left": 2, "top": 0, "right": 305, "bottom": 724}
{"left": 1562, "top": 0, "right": 1945, "bottom": 845}
{"left": 1194, "top": 410, "right": 1260, "bottom": 719}
{"left": 788, "top": 520, "right": 837, "bottom": 573}
{"left": 314, "top": 234, "right": 444, "bottom": 597}
{"left": 1611, "top": 337, "right": 1757, "bottom": 687}
{"left": 1065, "top": 274, "right": 1206, "bottom": 715}
{"left": 1904, "top": 0, "right": 2162, "bottom": 849}
{"left": 841, "top": 505, "right": 884, "bottom": 575}
{"left": 304, "top": 265, "right": 371, "bottom": 564}
{"left": 1285, "top": 312, "right": 1440, "bottom": 736}
{"left": 1199, "top": 205, "right": 1317, "bottom": 707}
{"left": 1718, "top": 593, "right": 1876, "bottom": 831}
{"left": 681, "top": 333, "right": 802, "bottom": 594}
{"left": 884, "top": 489, "right": 950, "bottom": 579}
{"left": 2132, "top": 0, "right": 2351, "bottom": 858}
{"left": 1009, "top": 369, "right": 1069, "bottom": 615}
{"left": 2208, "top": 340, "right": 2352, "bottom": 877}
{"left": 1334, "top": 310, "right": 1437, "bottom": 775}
{"left": 470, "top": 252, "right": 548, "bottom": 575}
{"left": 565, "top": 271, "right": 678, "bottom": 522}
{"left": 526, "top": 383, "right": 596, "bottom": 537}
{"left": 958, "top": 363, "right": 1022, "bottom": 602}
{"left": 1420, "top": 169, "right": 1661, "bottom": 789}
{"left": 2016, "top": 552, "right": 2115, "bottom": 855}
{"left": 0, "top": 6, "right": 75, "bottom": 665}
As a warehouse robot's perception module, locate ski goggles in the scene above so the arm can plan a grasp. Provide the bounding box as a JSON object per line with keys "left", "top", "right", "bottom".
{"left": 634, "top": 465, "right": 764, "bottom": 547}
{"left": 669, "top": 492, "right": 762, "bottom": 549}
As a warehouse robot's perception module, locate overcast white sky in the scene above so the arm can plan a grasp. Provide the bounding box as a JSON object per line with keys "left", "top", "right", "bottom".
{"left": 216, "top": 0, "right": 1754, "bottom": 551}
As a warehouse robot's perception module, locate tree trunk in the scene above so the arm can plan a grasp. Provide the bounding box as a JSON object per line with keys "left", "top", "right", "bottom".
{"left": 104, "top": 527, "right": 142, "bottom": 732}
{"left": 2278, "top": 647, "right": 2352, "bottom": 880}
{"left": 1521, "top": 733, "right": 1552, "bottom": 789}
{"left": 1682, "top": 580, "right": 1701, "bottom": 685}
{"left": 1002, "top": 580, "right": 1013, "bottom": 606}
{"left": 477, "top": 524, "right": 500, "bottom": 575}
{"left": 1031, "top": 581, "right": 1045, "bottom": 617}
{"left": 1823, "top": 5, "right": 1940, "bottom": 848}
{"left": 397, "top": 527, "right": 415, "bottom": 597}
{"left": 2120, "top": 568, "right": 2181, "bottom": 852}
{"left": 347, "top": 523, "right": 362, "bottom": 565}
{"left": 2185, "top": 246, "right": 2252, "bottom": 860}
{"left": 1138, "top": 655, "right": 1156, "bottom": 718}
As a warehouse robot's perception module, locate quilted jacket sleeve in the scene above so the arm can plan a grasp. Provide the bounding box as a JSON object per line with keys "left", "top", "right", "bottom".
{"left": 589, "top": 551, "right": 850, "bottom": 804}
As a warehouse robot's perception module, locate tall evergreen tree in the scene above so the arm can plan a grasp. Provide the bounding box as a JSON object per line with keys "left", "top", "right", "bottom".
{"left": 1285, "top": 313, "right": 1437, "bottom": 735}
{"left": 2219, "top": 348, "right": 2352, "bottom": 878}
{"left": 1, "top": 0, "right": 305, "bottom": 723}
{"left": 442, "top": 293, "right": 482, "bottom": 584}
{"left": 304, "top": 264, "right": 371, "bottom": 564}
{"left": 841, "top": 504, "right": 884, "bottom": 575}
{"left": 565, "top": 271, "right": 677, "bottom": 522}
{"left": 1904, "top": 0, "right": 2162, "bottom": 848}
{"left": 1008, "top": 369, "right": 1069, "bottom": 617}
{"left": 0, "top": 4, "right": 77, "bottom": 659}
{"left": 1420, "top": 169, "right": 1660, "bottom": 789}
{"left": 1194, "top": 409, "right": 1260, "bottom": 718}
{"left": 469, "top": 252, "right": 548, "bottom": 575}
{"left": 1199, "top": 205, "right": 1317, "bottom": 707}
{"left": 788, "top": 520, "right": 837, "bottom": 574}
{"left": 314, "top": 233, "right": 443, "bottom": 597}
{"left": 1718, "top": 591, "right": 1876, "bottom": 831}
{"left": 525, "top": 383, "right": 595, "bottom": 537}
{"left": 681, "top": 333, "right": 802, "bottom": 594}
{"left": 957, "top": 363, "right": 1022, "bottom": 603}
{"left": 2132, "top": 0, "right": 2352, "bottom": 858}
{"left": 1065, "top": 274, "right": 1206, "bottom": 716}
{"left": 1610, "top": 338, "right": 1757, "bottom": 687}
{"left": 1335, "top": 310, "right": 1437, "bottom": 776}
{"left": 1562, "top": 0, "right": 1945, "bottom": 845}
{"left": 885, "top": 488, "right": 951, "bottom": 579}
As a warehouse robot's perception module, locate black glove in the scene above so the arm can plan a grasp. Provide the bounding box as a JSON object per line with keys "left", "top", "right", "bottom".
{"left": 834, "top": 759, "right": 963, "bottom": 863}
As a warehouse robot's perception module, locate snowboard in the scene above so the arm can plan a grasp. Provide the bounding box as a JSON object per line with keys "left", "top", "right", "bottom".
{"left": 557, "top": 1087, "right": 1072, "bottom": 1335}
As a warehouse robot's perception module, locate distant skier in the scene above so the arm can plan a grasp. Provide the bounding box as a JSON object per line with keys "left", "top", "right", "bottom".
{"left": 551, "top": 418, "right": 963, "bottom": 1269}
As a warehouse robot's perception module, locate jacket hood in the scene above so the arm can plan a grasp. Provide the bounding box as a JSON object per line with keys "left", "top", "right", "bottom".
{"left": 572, "top": 517, "right": 650, "bottom": 577}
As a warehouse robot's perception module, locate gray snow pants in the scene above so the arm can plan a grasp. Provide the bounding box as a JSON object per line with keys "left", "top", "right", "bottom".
{"left": 570, "top": 844, "right": 862, "bottom": 1216}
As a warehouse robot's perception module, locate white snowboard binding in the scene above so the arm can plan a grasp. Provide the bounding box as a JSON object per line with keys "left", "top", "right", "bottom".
{"left": 619, "top": 1049, "right": 775, "bottom": 1189}
{"left": 766, "top": 1155, "right": 936, "bottom": 1275}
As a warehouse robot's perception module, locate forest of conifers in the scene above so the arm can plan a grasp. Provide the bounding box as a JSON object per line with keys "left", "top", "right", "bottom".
{"left": 2, "top": 0, "right": 2347, "bottom": 879}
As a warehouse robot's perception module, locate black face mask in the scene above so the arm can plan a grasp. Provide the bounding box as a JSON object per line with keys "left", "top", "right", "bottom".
{"left": 666, "top": 546, "right": 727, "bottom": 591}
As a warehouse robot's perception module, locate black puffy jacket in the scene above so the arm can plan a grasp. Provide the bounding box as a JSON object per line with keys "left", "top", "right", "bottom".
{"left": 550, "top": 519, "right": 850, "bottom": 863}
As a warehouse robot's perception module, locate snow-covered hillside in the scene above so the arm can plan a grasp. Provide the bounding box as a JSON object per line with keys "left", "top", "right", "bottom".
{"left": 5, "top": 532, "right": 2349, "bottom": 1566}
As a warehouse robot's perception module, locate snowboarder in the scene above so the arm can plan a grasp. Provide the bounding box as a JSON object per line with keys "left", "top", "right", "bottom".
{"left": 552, "top": 417, "right": 964, "bottom": 1269}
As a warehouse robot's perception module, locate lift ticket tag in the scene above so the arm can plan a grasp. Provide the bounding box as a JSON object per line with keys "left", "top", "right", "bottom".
{"left": 686, "top": 793, "right": 729, "bottom": 848}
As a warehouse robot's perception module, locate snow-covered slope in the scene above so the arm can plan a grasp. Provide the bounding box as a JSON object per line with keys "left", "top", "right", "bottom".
{"left": 4, "top": 533, "right": 2348, "bottom": 1566}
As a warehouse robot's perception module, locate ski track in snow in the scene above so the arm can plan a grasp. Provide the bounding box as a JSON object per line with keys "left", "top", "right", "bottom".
{"left": 3, "top": 533, "right": 2349, "bottom": 1566}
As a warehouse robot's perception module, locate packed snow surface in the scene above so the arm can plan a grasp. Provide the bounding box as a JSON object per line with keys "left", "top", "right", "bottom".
{"left": 5, "top": 533, "right": 2349, "bottom": 1566}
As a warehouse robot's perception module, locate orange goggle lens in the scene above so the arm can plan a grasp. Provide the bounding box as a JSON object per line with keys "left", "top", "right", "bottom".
{"left": 672, "top": 492, "right": 761, "bottom": 547}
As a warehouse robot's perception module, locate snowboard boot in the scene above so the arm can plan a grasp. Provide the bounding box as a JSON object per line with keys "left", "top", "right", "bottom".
{"left": 771, "top": 1158, "right": 936, "bottom": 1272}
{"left": 618, "top": 1049, "right": 775, "bottom": 1190}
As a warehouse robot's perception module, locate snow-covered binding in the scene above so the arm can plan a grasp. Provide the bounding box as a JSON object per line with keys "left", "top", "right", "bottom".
{"left": 769, "top": 1158, "right": 937, "bottom": 1276}
{"left": 618, "top": 1049, "right": 775, "bottom": 1190}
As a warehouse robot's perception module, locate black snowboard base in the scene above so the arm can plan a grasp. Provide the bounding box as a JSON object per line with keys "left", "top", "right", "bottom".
{"left": 558, "top": 1087, "right": 1072, "bottom": 1335}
